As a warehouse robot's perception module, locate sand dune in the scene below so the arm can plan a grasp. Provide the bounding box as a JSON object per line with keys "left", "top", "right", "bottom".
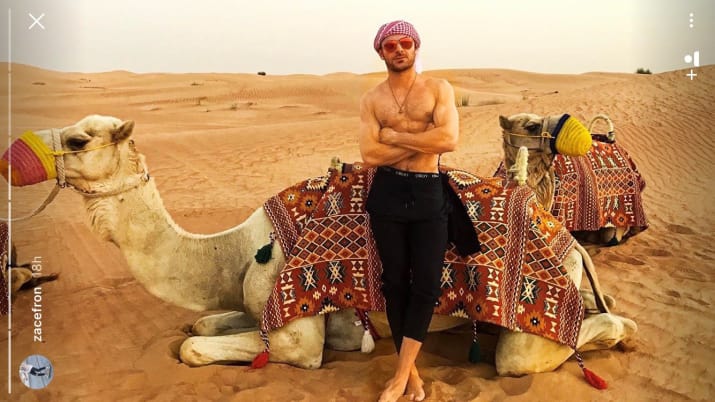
{"left": 1, "top": 63, "right": 714, "bottom": 401}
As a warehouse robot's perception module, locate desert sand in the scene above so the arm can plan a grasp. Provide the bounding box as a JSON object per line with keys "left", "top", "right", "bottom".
{"left": 1, "top": 63, "right": 714, "bottom": 401}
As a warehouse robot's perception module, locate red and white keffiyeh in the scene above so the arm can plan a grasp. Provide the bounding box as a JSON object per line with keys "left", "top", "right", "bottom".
{"left": 373, "top": 20, "right": 421, "bottom": 52}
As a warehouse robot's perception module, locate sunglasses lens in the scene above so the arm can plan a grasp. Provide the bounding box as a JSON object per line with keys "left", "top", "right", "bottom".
{"left": 382, "top": 41, "right": 397, "bottom": 52}
{"left": 399, "top": 38, "right": 413, "bottom": 50}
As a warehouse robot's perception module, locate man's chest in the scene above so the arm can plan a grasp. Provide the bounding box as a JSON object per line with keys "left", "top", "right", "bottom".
{"left": 374, "top": 90, "right": 436, "bottom": 131}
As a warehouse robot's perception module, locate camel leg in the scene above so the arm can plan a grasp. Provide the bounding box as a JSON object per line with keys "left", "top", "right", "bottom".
{"left": 580, "top": 289, "right": 616, "bottom": 316}
{"left": 566, "top": 247, "right": 614, "bottom": 316}
{"left": 574, "top": 243, "right": 611, "bottom": 314}
{"left": 597, "top": 226, "right": 630, "bottom": 245}
{"left": 615, "top": 226, "right": 630, "bottom": 243}
{"left": 192, "top": 311, "right": 258, "bottom": 336}
{"left": 577, "top": 313, "right": 637, "bottom": 352}
{"left": 562, "top": 248, "right": 583, "bottom": 288}
{"left": 495, "top": 313, "right": 637, "bottom": 376}
{"left": 325, "top": 309, "right": 364, "bottom": 351}
{"left": 599, "top": 227, "right": 618, "bottom": 245}
{"left": 180, "top": 315, "right": 325, "bottom": 369}
{"left": 495, "top": 330, "right": 573, "bottom": 376}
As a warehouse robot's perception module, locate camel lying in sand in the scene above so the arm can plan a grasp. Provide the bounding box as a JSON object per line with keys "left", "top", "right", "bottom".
{"left": 2, "top": 115, "right": 636, "bottom": 375}
{"left": 499, "top": 113, "right": 645, "bottom": 245}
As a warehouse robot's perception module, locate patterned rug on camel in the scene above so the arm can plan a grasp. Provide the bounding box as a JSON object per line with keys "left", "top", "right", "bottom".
{"left": 261, "top": 163, "right": 585, "bottom": 350}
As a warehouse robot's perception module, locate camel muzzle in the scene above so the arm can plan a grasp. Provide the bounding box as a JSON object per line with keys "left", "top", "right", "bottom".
{"left": 0, "top": 131, "right": 57, "bottom": 186}
{"left": 550, "top": 114, "right": 592, "bottom": 156}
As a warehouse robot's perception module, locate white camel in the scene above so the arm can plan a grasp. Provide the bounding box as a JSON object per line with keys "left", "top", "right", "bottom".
{"left": 9, "top": 115, "right": 636, "bottom": 376}
{"left": 499, "top": 113, "right": 632, "bottom": 244}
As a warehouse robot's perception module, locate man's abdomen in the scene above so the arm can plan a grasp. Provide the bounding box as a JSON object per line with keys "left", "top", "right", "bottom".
{"left": 390, "top": 153, "right": 440, "bottom": 173}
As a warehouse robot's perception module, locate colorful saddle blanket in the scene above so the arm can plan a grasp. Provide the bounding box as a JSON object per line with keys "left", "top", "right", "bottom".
{"left": 261, "top": 163, "right": 584, "bottom": 348}
{"left": 497, "top": 137, "right": 648, "bottom": 235}
{"left": 1, "top": 223, "right": 9, "bottom": 315}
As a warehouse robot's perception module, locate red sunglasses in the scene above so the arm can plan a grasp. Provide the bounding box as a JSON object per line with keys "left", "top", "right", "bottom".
{"left": 381, "top": 37, "right": 414, "bottom": 53}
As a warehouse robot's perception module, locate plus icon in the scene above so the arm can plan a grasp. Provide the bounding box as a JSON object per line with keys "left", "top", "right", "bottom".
{"left": 686, "top": 69, "right": 697, "bottom": 80}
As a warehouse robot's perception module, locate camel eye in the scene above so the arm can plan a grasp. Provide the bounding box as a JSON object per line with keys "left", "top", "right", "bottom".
{"left": 66, "top": 137, "right": 89, "bottom": 151}
{"left": 525, "top": 122, "right": 540, "bottom": 133}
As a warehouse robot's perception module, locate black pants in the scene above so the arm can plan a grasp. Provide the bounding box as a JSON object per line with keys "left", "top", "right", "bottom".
{"left": 366, "top": 166, "right": 449, "bottom": 352}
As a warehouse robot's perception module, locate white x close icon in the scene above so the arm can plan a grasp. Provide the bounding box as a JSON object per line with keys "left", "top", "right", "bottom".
{"left": 28, "top": 13, "right": 45, "bottom": 30}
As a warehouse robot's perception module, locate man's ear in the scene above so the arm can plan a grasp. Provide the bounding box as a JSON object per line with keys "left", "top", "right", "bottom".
{"left": 499, "top": 115, "right": 512, "bottom": 130}
{"left": 112, "top": 120, "right": 135, "bottom": 143}
{"left": 378, "top": 49, "right": 385, "bottom": 61}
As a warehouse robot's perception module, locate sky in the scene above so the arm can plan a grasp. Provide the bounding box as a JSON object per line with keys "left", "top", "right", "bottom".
{"left": 0, "top": 0, "right": 713, "bottom": 75}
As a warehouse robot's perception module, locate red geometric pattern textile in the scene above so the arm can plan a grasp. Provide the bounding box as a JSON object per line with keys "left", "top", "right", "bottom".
{"left": 262, "top": 164, "right": 385, "bottom": 329}
{"left": 494, "top": 138, "right": 648, "bottom": 235}
{"left": 0, "top": 223, "right": 9, "bottom": 316}
{"left": 262, "top": 163, "right": 584, "bottom": 348}
{"left": 552, "top": 140, "right": 648, "bottom": 233}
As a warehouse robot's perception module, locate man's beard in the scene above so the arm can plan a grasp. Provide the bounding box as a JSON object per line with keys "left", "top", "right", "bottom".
{"left": 385, "top": 55, "right": 415, "bottom": 73}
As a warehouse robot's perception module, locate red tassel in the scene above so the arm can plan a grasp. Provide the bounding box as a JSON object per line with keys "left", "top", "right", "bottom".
{"left": 582, "top": 367, "right": 608, "bottom": 390}
{"left": 251, "top": 351, "right": 270, "bottom": 369}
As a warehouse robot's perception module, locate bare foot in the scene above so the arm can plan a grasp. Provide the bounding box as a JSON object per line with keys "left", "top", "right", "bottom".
{"left": 405, "top": 365, "right": 426, "bottom": 401}
{"left": 378, "top": 376, "right": 409, "bottom": 402}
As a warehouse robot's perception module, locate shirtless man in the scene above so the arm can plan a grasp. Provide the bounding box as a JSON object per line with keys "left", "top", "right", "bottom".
{"left": 359, "top": 20, "right": 459, "bottom": 402}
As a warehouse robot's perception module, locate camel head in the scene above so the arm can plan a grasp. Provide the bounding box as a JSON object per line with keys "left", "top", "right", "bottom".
{"left": 499, "top": 113, "right": 592, "bottom": 161}
{"left": 499, "top": 113, "right": 561, "bottom": 182}
{"left": 57, "top": 115, "right": 138, "bottom": 187}
{"left": 1, "top": 115, "right": 147, "bottom": 194}
{"left": 499, "top": 113, "right": 591, "bottom": 211}
{"left": 499, "top": 113, "right": 554, "bottom": 156}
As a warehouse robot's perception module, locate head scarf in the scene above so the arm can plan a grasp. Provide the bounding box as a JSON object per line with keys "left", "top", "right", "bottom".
{"left": 373, "top": 20, "right": 421, "bottom": 53}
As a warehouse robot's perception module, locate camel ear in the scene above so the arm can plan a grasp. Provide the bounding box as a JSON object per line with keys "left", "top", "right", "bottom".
{"left": 112, "top": 120, "right": 135, "bottom": 143}
{"left": 499, "top": 115, "right": 512, "bottom": 130}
